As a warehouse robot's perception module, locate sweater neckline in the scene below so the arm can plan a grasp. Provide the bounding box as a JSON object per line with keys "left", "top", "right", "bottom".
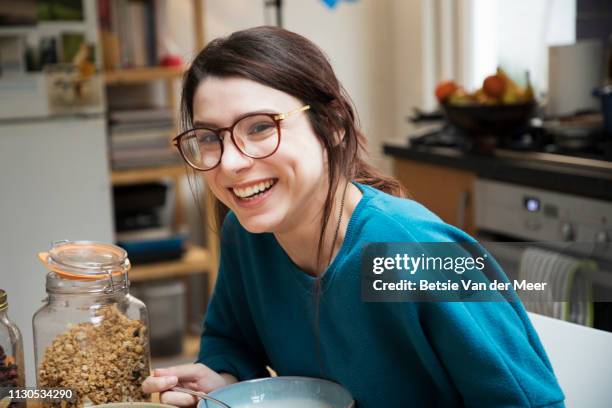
{"left": 280, "top": 182, "right": 374, "bottom": 293}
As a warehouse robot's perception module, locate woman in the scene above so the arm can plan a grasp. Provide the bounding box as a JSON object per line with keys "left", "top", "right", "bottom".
{"left": 142, "top": 26, "right": 564, "bottom": 407}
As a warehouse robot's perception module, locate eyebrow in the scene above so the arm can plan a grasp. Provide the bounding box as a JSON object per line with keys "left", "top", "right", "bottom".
{"left": 193, "top": 108, "right": 278, "bottom": 128}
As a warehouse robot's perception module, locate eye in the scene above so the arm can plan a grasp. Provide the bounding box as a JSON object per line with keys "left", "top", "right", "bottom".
{"left": 197, "top": 130, "right": 220, "bottom": 145}
{"left": 248, "top": 121, "right": 275, "bottom": 135}
{"left": 203, "top": 133, "right": 219, "bottom": 143}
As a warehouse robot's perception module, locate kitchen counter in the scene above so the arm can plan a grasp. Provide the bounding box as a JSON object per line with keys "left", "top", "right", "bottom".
{"left": 383, "top": 139, "right": 612, "bottom": 201}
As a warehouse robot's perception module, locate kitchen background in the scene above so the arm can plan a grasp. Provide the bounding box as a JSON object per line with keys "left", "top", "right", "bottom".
{"left": 0, "top": 0, "right": 611, "bottom": 406}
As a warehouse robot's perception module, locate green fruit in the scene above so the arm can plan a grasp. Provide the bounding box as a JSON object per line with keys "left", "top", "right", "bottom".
{"left": 502, "top": 90, "right": 519, "bottom": 104}
{"left": 449, "top": 94, "right": 472, "bottom": 106}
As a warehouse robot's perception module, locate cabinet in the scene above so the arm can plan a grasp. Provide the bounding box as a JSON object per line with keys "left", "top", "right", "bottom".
{"left": 393, "top": 159, "right": 476, "bottom": 236}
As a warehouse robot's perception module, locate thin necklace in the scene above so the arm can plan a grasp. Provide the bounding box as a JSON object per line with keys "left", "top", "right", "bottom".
{"left": 327, "top": 181, "right": 350, "bottom": 268}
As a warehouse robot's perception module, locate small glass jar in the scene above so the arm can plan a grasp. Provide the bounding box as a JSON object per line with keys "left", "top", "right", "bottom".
{"left": 33, "top": 241, "right": 151, "bottom": 407}
{"left": 0, "top": 289, "right": 25, "bottom": 408}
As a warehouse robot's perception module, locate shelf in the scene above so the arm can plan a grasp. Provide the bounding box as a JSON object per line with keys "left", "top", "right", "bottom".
{"left": 104, "top": 66, "right": 185, "bottom": 85}
{"left": 111, "top": 164, "right": 189, "bottom": 185}
{"left": 129, "top": 245, "right": 211, "bottom": 282}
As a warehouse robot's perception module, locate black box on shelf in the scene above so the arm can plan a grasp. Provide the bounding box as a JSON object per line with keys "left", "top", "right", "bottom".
{"left": 113, "top": 182, "right": 168, "bottom": 212}
{"left": 113, "top": 182, "right": 172, "bottom": 232}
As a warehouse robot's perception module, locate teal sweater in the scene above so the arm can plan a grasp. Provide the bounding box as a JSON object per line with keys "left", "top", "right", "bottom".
{"left": 198, "top": 183, "right": 565, "bottom": 407}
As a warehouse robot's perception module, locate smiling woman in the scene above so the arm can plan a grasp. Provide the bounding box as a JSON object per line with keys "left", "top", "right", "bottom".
{"left": 141, "top": 26, "right": 566, "bottom": 408}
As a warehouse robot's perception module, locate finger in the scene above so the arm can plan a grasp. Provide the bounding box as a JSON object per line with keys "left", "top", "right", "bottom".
{"left": 142, "top": 375, "right": 178, "bottom": 393}
{"left": 181, "top": 380, "right": 200, "bottom": 390}
{"left": 159, "top": 391, "right": 198, "bottom": 407}
{"left": 155, "top": 364, "right": 209, "bottom": 381}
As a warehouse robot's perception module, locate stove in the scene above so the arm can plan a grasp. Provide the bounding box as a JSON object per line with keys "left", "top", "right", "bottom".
{"left": 409, "top": 122, "right": 612, "bottom": 163}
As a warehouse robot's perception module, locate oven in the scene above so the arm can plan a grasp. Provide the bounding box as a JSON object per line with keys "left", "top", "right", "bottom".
{"left": 474, "top": 178, "right": 612, "bottom": 331}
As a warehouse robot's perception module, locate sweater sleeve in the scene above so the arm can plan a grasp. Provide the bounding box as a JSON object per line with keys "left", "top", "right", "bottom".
{"left": 417, "top": 301, "right": 565, "bottom": 407}
{"left": 196, "top": 214, "right": 270, "bottom": 381}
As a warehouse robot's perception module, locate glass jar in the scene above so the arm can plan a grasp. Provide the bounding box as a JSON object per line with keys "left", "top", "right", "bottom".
{"left": 0, "top": 289, "right": 25, "bottom": 408}
{"left": 33, "top": 241, "right": 151, "bottom": 407}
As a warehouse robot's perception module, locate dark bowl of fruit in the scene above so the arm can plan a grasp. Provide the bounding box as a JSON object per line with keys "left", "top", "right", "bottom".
{"left": 436, "top": 69, "right": 536, "bottom": 139}
{"left": 441, "top": 101, "right": 536, "bottom": 135}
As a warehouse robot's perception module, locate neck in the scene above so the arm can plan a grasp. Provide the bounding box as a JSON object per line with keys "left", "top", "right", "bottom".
{"left": 274, "top": 180, "right": 362, "bottom": 276}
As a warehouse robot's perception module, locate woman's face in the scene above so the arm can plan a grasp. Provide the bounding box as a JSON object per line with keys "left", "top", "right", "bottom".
{"left": 193, "top": 76, "right": 327, "bottom": 234}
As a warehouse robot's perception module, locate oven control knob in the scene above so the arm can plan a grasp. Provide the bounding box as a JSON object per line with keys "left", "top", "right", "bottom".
{"left": 561, "top": 222, "right": 574, "bottom": 241}
{"left": 596, "top": 230, "right": 610, "bottom": 244}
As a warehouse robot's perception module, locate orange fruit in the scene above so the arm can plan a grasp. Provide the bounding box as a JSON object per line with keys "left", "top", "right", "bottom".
{"left": 483, "top": 75, "right": 506, "bottom": 99}
{"left": 435, "top": 80, "right": 458, "bottom": 103}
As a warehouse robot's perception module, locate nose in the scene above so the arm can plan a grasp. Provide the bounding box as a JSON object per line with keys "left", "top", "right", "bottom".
{"left": 219, "top": 130, "right": 254, "bottom": 173}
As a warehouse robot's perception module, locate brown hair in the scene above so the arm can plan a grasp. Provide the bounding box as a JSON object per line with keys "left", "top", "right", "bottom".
{"left": 181, "top": 26, "right": 406, "bottom": 271}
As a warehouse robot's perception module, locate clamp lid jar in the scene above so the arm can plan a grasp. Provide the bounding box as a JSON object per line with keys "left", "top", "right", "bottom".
{"left": 33, "top": 240, "right": 151, "bottom": 407}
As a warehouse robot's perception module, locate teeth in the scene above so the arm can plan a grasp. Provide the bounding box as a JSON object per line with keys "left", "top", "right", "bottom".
{"left": 232, "top": 179, "right": 275, "bottom": 198}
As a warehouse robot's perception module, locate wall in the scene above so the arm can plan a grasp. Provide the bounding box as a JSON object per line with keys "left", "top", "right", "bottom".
{"left": 389, "top": 0, "right": 431, "bottom": 143}
{"left": 204, "top": 0, "right": 265, "bottom": 41}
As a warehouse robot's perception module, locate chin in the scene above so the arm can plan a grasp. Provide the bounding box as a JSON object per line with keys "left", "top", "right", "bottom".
{"left": 235, "top": 212, "right": 282, "bottom": 234}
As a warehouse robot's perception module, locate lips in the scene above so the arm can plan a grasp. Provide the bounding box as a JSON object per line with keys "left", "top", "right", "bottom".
{"left": 231, "top": 178, "right": 278, "bottom": 200}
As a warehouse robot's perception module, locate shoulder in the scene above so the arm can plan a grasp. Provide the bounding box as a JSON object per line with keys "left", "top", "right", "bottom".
{"left": 354, "top": 183, "right": 473, "bottom": 243}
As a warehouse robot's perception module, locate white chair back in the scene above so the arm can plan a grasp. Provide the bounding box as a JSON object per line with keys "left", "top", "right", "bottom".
{"left": 528, "top": 312, "right": 612, "bottom": 407}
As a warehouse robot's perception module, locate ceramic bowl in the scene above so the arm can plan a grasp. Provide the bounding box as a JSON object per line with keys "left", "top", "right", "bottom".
{"left": 199, "top": 376, "right": 355, "bottom": 408}
{"left": 442, "top": 101, "right": 536, "bottom": 135}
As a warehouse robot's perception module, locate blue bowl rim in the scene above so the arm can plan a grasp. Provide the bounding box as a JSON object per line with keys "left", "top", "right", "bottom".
{"left": 207, "top": 376, "right": 355, "bottom": 406}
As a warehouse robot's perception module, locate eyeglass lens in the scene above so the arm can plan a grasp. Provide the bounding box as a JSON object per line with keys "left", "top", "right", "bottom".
{"left": 180, "top": 114, "right": 279, "bottom": 170}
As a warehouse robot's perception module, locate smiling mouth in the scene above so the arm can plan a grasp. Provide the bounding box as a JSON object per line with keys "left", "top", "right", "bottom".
{"left": 231, "top": 178, "right": 278, "bottom": 201}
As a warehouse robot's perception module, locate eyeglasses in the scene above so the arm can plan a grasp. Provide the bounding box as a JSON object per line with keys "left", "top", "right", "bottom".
{"left": 172, "top": 105, "right": 311, "bottom": 171}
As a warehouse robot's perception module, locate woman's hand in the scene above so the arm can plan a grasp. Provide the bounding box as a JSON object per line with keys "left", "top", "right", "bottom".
{"left": 142, "top": 363, "right": 237, "bottom": 407}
